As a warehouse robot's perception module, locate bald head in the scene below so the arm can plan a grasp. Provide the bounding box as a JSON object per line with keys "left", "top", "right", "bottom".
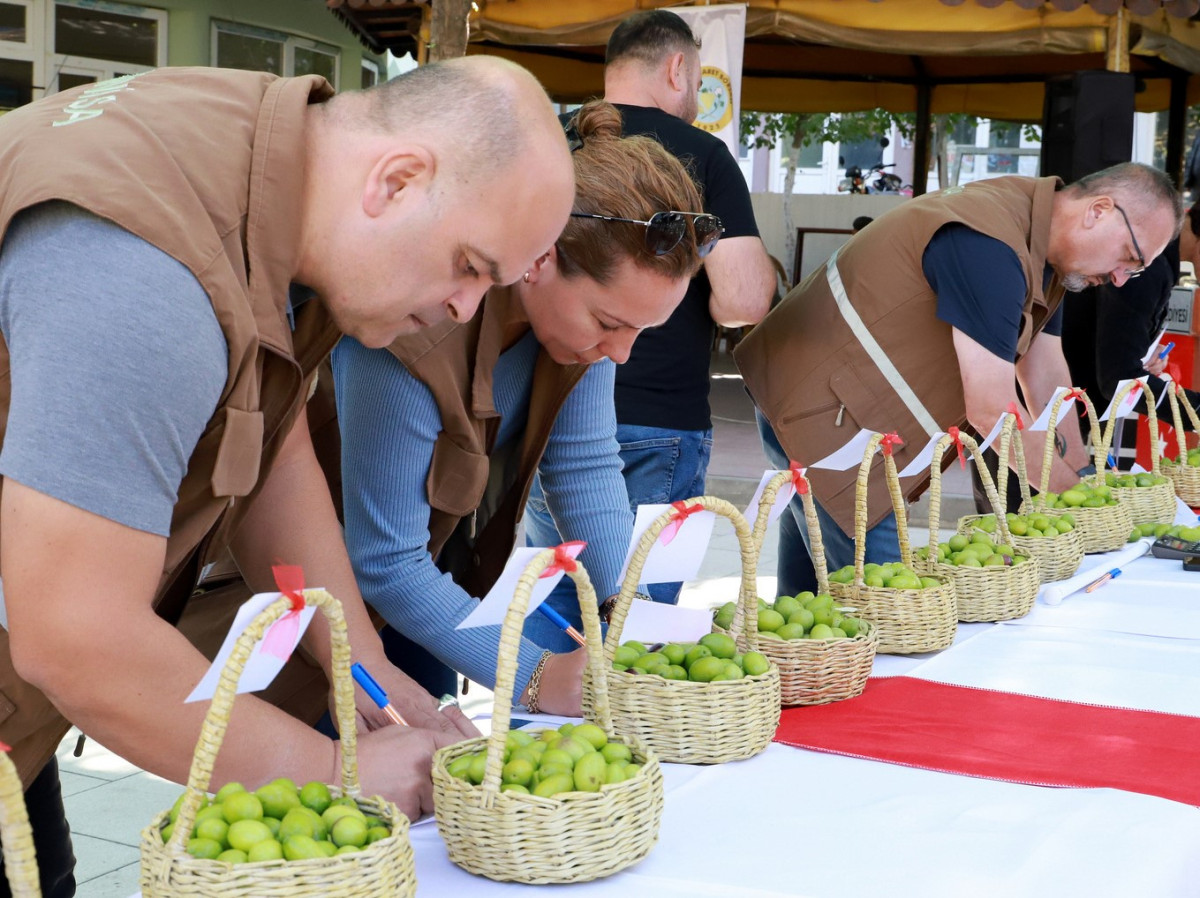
{"left": 298, "top": 56, "right": 574, "bottom": 348}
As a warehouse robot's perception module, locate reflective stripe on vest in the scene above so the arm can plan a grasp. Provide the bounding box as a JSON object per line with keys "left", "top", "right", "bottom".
{"left": 826, "top": 248, "right": 940, "bottom": 438}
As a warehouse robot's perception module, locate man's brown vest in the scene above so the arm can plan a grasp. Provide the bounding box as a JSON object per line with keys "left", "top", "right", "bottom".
{"left": 385, "top": 286, "right": 586, "bottom": 598}
{"left": 0, "top": 69, "right": 340, "bottom": 784}
{"left": 735, "top": 176, "right": 1064, "bottom": 536}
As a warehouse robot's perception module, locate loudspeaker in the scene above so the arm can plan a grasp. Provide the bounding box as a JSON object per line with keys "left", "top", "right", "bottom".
{"left": 1040, "top": 71, "right": 1135, "bottom": 183}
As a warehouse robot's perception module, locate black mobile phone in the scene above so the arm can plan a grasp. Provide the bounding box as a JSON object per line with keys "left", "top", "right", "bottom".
{"left": 1183, "top": 555, "right": 1200, "bottom": 572}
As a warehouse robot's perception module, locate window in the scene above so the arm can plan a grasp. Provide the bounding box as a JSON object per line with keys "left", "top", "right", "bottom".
{"left": 987, "top": 121, "right": 1022, "bottom": 174}
{"left": 361, "top": 58, "right": 379, "bottom": 89}
{"left": 796, "top": 139, "right": 823, "bottom": 168}
{"left": 213, "top": 21, "right": 339, "bottom": 88}
{"left": 54, "top": 1, "right": 157, "bottom": 68}
{"left": 48, "top": 1, "right": 164, "bottom": 94}
{"left": 0, "top": 55, "right": 29, "bottom": 109}
{"left": 0, "top": 2, "right": 26, "bottom": 45}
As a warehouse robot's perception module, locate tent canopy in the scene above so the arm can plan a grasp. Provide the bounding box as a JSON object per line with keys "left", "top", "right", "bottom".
{"left": 456, "top": 0, "right": 1200, "bottom": 120}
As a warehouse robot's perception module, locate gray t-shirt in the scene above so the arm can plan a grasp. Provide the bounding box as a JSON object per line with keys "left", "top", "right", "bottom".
{"left": 0, "top": 201, "right": 228, "bottom": 536}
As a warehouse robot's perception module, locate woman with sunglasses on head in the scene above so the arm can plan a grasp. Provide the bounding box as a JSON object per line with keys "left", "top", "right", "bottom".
{"left": 330, "top": 100, "right": 713, "bottom": 717}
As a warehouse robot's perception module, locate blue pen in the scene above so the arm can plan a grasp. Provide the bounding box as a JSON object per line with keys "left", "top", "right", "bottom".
{"left": 536, "top": 604, "right": 586, "bottom": 647}
{"left": 1106, "top": 452, "right": 1117, "bottom": 471}
{"left": 351, "top": 662, "right": 408, "bottom": 726}
{"left": 1084, "top": 567, "right": 1122, "bottom": 594}
{"left": 1158, "top": 341, "right": 1176, "bottom": 361}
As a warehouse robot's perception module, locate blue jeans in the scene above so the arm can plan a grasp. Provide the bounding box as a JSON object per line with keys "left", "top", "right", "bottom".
{"left": 756, "top": 410, "right": 900, "bottom": 586}
{"left": 525, "top": 423, "right": 713, "bottom": 609}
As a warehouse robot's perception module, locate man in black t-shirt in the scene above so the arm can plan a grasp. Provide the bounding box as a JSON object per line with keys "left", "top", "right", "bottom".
{"left": 525, "top": 9, "right": 775, "bottom": 603}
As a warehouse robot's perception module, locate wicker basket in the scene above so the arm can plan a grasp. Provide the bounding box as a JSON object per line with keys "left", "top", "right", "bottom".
{"left": 140, "top": 590, "right": 416, "bottom": 898}
{"left": 0, "top": 749, "right": 40, "bottom": 898}
{"left": 433, "top": 549, "right": 664, "bottom": 884}
{"left": 720, "top": 470, "right": 878, "bottom": 706}
{"left": 957, "top": 414, "right": 1083, "bottom": 583}
{"left": 917, "top": 430, "right": 1041, "bottom": 622}
{"left": 1162, "top": 381, "right": 1200, "bottom": 505}
{"left": 1024, "top": 391, "right": 1132, "bottom": 554}
{"left": 1096, "top": 378, "right": 1176, "bottom": 526}
{"left": 827, "top": 433, "right": 957, "bottom": 654}
{"left": 583, "top": 496, "right": 781, "bottom": 764}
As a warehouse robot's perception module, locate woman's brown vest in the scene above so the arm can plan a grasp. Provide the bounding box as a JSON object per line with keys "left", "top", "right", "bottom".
{"left": 736, "top": 176, "right": 1064, "bottom": 535}
{"left": 385, "top": 286, "right": 586, "bottom": 598}
{"left": 0, "top": 69, "right": 340, "bottom": 784}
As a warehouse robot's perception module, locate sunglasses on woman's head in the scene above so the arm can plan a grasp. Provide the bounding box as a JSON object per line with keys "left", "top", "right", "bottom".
{"left": 569, "top": 211, "right": 724, "bottom": 258}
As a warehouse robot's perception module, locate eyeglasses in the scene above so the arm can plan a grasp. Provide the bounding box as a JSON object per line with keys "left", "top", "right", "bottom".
{"left": 569, "top": 210, "right": 724, "bottom": 258}
{"left": 1112, "top": 202, "right": 1146, "bottom": 279}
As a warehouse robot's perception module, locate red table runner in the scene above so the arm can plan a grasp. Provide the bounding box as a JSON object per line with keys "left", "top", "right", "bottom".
{"left": 774, "top": 677, "right": 1200, "bottom": 805}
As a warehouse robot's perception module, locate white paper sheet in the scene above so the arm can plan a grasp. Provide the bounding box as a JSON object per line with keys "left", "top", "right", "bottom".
{"left": 809, "top": 427, "right": 876, "bottom": 471}
{"left": 619, "top": 600, "right": 714, "bottom": 645}
{"left": 1037, "top": 540, "right": 1153, "bottom": 607}
{"left": 1027, "top": 386, "right": 1075, "bottom": 432}
{"left": 1100, "top": 378, "right": 1145, "bottom": 422}
{"left": 618, "top": 503, "right": 716, "bottom": 587}
{"left": 456, "top": 544, "right": 583, "bottom": 630}
{"left": 742, "top": 469, "right": 795, "bottom": 528}
{"left": 897, "top": 432, "right": 942, "bottom": 478}
{"left": 186, "top": 591, "right": 317, "bottom": 703}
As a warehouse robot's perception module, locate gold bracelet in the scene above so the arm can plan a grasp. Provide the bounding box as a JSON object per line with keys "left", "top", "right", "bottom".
{"left": 525, "top": 650, "right": 553, "bottom": 714}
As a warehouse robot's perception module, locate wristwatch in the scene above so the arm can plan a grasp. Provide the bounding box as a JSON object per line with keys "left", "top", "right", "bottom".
{"left": 598, "top": 592, "right": 652, "bottom": 623}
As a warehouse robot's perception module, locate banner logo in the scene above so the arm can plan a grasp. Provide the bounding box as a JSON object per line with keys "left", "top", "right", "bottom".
{"left": 694, "top": 65, "right": 733, "bottom": 133}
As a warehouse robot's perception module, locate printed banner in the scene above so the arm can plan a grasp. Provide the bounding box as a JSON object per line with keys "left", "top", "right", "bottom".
{"left": 673, "top": 4, "right": 746, "bottom": 158}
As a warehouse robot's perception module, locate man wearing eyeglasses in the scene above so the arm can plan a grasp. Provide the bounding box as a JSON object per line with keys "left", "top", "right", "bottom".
{"left": 738, "top": 162, "right": 1182, "bottom": 574}
{"left": 525, "top": 9, "right": 776, "bottom": 605}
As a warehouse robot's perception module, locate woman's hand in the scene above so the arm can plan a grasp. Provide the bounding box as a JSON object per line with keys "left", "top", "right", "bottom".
{"left": 525, "top": 649, "right": 588, "bottom": 717}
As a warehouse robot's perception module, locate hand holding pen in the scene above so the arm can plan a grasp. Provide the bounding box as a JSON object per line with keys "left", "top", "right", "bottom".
{"left": 351, "top": 662, "right": 409, "bottom": 726}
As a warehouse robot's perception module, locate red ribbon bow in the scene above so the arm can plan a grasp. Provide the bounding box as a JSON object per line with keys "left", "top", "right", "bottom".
{"left": 879, "top": 432, "right": 904, "bottom": 457}
{"left": 0, "top": 741, "right": 10, "bottom": 753}
{"left": 659, "top": 500, "right": 705, "bottom": 546}
{"left": 947, "top": 426, "right": 967, "bottom": 468}
{"left": 1005, "top": 402, "right": 1024, "bottom": 431}
{"left": 1062, "top": 388, "right": 1088, "bottom": 419}
{"left": 263, "top": 564, "right": 307, "bottom": 662}
{"left": 538, "top": 541, "right": 585, "bottom": 579}
{"left": 788, "top": 460, "right": 809, "bottom": 496}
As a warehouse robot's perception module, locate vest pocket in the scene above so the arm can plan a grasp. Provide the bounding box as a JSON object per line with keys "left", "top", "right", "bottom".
{"left": 211, "top": 407, "right": 264, "bottom": 498}
{"left": 427, "top": 433, "right": 489, "bottom": 517}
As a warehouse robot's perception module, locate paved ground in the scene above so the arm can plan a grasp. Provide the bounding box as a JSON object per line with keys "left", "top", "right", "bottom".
{"left": 54, "top": 350, "right": 974, "bottom": 896}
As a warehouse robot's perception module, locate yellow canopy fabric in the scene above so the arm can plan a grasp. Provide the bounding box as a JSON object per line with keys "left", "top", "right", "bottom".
{"left": 466, "top": 0, "right": 1200, "bottom": 118}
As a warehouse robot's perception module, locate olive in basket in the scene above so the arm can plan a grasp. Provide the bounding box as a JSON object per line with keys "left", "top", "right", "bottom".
{"left": 611, "top": 634, "right": 771, "bottom": 680}
{"left": 1106, "top": 471, "right": 1171, "bottom": 489}
{"left": 1129, "top": 521, "right": 1197, "bottom": 542}
{"left": 158, "top": 779, "right": 390, "bottom": 864}
{"left": 916, "top": 532, "right": 1030, "bottom": 568}
{"left": 713, "top": 594, "right": 865, "bottom": 642}
{"left": 1163, "top": 447, "right": 1200, "bottom": 468}
{"left": 1041, "top": 481, "right": 1118, "bottom": 509}
{"left": 446, "top": 722, "right": 642, "bottom": 798}
{"left": 972, "top": 512, "right": 1075, "bottom": 539}
{"left": 830, "top": 561, "right": 940, "bottom": 589}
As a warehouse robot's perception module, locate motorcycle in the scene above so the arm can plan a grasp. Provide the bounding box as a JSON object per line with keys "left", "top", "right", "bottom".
{"left": 838, "top": 162, "right": 911, "bottom": 195}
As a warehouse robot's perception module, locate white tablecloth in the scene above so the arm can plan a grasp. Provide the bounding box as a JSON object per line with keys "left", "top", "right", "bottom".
{"left": 136, "top": 545, "right": 1200, "bottom": 897}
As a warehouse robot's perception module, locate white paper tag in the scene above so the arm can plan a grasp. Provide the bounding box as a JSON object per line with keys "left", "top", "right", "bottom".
{"left": 618, "top": 503, "right": 716, "bottom": 587}
{"left": 456, "top": 544, "right": 583, "bottom": 631}
{"left": 898, "top": 432, "right": 944, "bottom": 478}
{"left": 1175, "top": 497, "right": 1198, "bottom": 526}
{"left": 809, "top": 428, "right": 877, "bottom": 472}
{"left": 743, "top": 469, "right": 796, "bottom": 527}
{"left": 186, "top": 591, "right": 318, "bottom": 703}
{"left": 1141, "top": 328, "right": 1168, "bottom": 366}
{"left": 620, "top": 600, "right": 713, "bottom": 645}
{"left": 1028, "top": 386, "right": 1075, "bottom": 432}
{"left": 1100, "top": 379, "right": 1143, "bottom": 422}
{"left": 976, "top": 412, "right": 1008, "bottom": 455}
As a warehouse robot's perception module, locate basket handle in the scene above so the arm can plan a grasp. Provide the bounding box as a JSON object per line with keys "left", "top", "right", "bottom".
{"left": 1035, "top": 390, "right": 1102, "bottom": 502}
{"left": 0, "top": 751, "right": 40, "bottom": 897}
{"left": 851, "top": 434, "right": 915, "bottom": 587}
{"left": 926, "top": 431, "right": 1014, "bottom": 560}
{"left": 1097, "top": 378, "right": 1157, "bottom": 472}
{"left": 608, "top": 497, "right": 759, "bottom": 654}
{"left": 1168, "top": 382, "right": 1200, "bottom": 459}
{"left": 990, "top": 414, "right": 1032, "bottom": 511}
{"left": 479, "top": 549, "right": 609, "bottom": 799}
{"left": 751, "top": 470, "right": 830, "bottom": 596}
{"left": 168, "top": 590, "right": 357, "bottom": 850}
